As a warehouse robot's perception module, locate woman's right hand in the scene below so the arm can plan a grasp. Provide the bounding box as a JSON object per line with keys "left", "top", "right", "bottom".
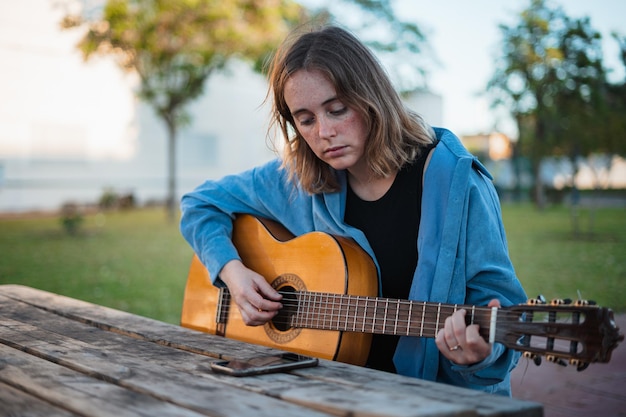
{"left": 219, "top": 259, "right": 283, "bottom": 326}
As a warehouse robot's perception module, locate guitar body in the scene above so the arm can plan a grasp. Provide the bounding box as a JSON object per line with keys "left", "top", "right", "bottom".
{"left": 181, "top": 214, "right": 378, "bottom": 365}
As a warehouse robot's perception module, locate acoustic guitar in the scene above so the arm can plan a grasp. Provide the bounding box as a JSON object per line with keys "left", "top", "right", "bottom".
{"left": 181, "top": 214, "right": 623, "bottom": 370}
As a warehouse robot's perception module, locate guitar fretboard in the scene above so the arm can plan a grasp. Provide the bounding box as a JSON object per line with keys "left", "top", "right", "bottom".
{"left": 286, "top": 291, "right": 494, "bottom": 339}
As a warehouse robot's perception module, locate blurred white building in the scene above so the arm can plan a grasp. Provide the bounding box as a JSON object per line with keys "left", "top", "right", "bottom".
{"left": 0, "top": 0, "right": 276, "bottom": 212}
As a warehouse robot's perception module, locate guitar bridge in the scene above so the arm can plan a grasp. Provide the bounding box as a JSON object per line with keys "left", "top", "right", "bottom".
{"left": 215, "top": 287, "right": 230, "bottom": 336}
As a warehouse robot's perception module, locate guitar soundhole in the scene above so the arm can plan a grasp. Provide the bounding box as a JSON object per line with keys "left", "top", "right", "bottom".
{"left": 264, "top": 273, "right": 305, "bottom": 344}
{"left": 272, "top": 286, "right": 297, "bottom": 332}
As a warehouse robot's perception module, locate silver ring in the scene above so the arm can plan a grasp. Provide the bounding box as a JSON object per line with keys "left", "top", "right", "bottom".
{"left": 449, "top": 344, "right": 462, "bottom": 352}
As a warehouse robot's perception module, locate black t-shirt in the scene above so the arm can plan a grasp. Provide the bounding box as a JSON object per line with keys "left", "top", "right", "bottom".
{"left": 344, "top": 144, "right": 434, "bottom": 372}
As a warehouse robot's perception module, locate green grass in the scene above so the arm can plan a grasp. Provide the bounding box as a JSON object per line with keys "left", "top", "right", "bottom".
{"left": 0, "top": 204, "right": 624, "bottom": 327}
{"left": 0, "top": 208, "right": 192, "bottom": 324}
{"left": 502, "top": 204, "right": 626, "bottom": 312}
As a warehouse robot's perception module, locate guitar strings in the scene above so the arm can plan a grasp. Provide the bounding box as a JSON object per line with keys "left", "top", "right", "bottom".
{"left": 220, "top": 290, "right": 594, "bottom": 360}
{"left": 275, "top": 290, "right": 526, "bottom": 319}
{"left": 229, "top": 289, "right": 568, "bottom": 333}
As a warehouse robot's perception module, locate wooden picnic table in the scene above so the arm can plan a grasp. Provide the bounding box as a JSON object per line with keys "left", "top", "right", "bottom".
{"left": 0, "top": 284, "right": 542, "bottom": 416}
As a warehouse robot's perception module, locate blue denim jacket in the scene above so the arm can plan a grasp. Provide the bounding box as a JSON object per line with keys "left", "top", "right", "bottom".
{"left": 180, "top": 127, "right": 527, "bottom": 395}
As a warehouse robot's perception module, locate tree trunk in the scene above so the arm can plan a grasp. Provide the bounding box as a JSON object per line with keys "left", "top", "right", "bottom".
{"left": 511, "top": 142, "right": 523, "bottom": 202}
{"left": 532, "top": 159, "right": 546, "bottom": 210}
{"left": 165, "top": 118, "right": 177, "bottom": 222}
{"left": 532, "top": 115, "right": 547, "bottom": 210}
{"left": 569, "top": 156, "right": 581, "bottom": 238}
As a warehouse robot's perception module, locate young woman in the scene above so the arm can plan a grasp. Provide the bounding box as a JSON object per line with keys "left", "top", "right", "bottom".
{"left": 180, "top": 25, "right": 527, "bottom": 395}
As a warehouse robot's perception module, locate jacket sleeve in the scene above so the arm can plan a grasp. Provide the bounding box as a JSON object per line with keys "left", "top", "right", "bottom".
{"left": 445, "top": 166, "right": 527, "bottom": 391}
{"left": 179, "top": 159, "right": 298, "bottom": 283}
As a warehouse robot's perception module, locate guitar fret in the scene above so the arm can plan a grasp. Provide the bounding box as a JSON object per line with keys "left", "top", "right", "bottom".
{"left": 434, "top": 303, "right": 442, "bottom": 336}
{"left": 292, "top": 293, "right": 299, "bottom": 327}
{"left": 393, "top": 301, "right": 398, "bottom": 334}
{"left": 352, "top": 296, "right": 358, "bottom": 332}
{"left": 420, "top": 302, "right": 426, "bottom": 337}
{"left": 326, "top": 293, "right": 333, "bottom": 329}
{"left": 332, "top": 294, "right": 337, "bottom": 328}
{"left": 303, "top": 291, "right": 308, "bottom": 328}
{"left": 324, "top": 293, "right": 330, "bottom": 329}
{"left": 335, "top": 293, "right": 341, "bottom": 329}
{"left": 308, "top": 291, "right": 313, "bottom": 327}
{"left": 344, "top": 294, "right": 349, "bottom": 331}
{"left": 382, "top": 299, "right": 388, "bottom": 334}
{"left": 393, "top": 300, "right": 399, "bottom": 335}
{"left": 362, "top": 298, "right": 368, "bottom": 333}
{"left": 301, "top": 292, "right": 306, "bottom": 328}
{"left": 334, "top": 293, "right": 339, "bottom": 329}
{"left": 309, "top": 293, "right": 320, "bottom": 327}
{"left": 328, "top": 293, "right": 334, "bottom": 328}
{"left": 406, "top": 301, "right": 412, "bottom": 336}
{"left": 372, "top": 298, "right": 378, "bottom": 333}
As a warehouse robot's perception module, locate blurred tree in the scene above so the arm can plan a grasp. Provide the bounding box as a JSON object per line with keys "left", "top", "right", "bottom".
{"left": 61, "top": 0, "right": 305, "bottom": 220}
{"left": 312, "top": 0, "right": 430, "bottom": 92}
{"left": 61, "top": 0, "right": 430, "bottom": 221}
{"left": 487, "top": 0, "right": 621, "bottom": 209}
{"left": 603, "top": 33, "right": 626, "bottom": 163}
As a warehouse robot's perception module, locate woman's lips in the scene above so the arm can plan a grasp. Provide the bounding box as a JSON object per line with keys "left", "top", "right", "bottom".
{"left": 324, "top": 145, "right": 347, "bottom": 157}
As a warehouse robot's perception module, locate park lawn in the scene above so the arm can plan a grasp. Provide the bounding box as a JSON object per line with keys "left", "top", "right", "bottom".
{"left": 0, "top": 208, "right": 192, "bottom": 324}
{"left": 502, "top": 203, "right": 625, "bottom": 311}
{"left": 0, "top": 204, "right": 624, "bottom": 326}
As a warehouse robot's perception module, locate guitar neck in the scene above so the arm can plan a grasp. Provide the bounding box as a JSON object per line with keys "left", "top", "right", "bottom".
{"left": 285, "top": 291, "right": 496, "bottom": 341}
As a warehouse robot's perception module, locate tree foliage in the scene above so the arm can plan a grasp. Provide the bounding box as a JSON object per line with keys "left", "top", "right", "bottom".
{"left": 61, "top": 0, "right": 306, "bottom": 219}
{"left": 310, "top": 0, "right": 430, "bottom": 92}
{"left": 61, "top": 0, "right": 430, "bottom": 219}
{"left": 487, "top": 0, "right": 625, "bottom": 207}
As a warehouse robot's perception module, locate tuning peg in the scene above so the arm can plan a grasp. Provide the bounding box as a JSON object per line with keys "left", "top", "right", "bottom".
{"left": 547, "top": 355, "right": 567, "bottom": 367}
{"left": 570, "top": 359, "right": 590, "bottom": 371}
{"left": 523, "top": 351, "right": 542, "bottom": 366}
{"left": 550, "top": 298, "right": 569, "bottom": 305}
{"left": 528, "top": 295, "right": 546, "bottom": 305}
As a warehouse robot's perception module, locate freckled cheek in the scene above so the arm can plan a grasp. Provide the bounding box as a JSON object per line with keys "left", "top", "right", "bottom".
{"left": 300, "top": 134, "right": 323, "bottom": 156}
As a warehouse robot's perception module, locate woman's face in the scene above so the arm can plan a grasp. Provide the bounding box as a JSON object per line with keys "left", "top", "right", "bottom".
{"left": 283, "top": 69, "right": 369, "bottom": 174}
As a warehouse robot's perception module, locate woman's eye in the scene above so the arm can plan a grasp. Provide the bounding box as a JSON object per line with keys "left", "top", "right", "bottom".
{"left": 298, "top": 117, "right": 314, "bottom": 126}
{"left": 330, "top": 107, "right": 347, "bottom": 116}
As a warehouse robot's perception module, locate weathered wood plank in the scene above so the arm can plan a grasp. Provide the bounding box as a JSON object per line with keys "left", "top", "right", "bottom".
{"left": 0, "top": 345, "right": 206, "bottom": 417}
{"left": 0, "top": 284, "right": 268, "bottom": 359}
{"left": 0, "top": 381, "right": 81, "bottom": 417}
{"left": 0, "top": 300, "right": 335, "bottom": 417}
{"left": 289, "top": 364, "right": 543, "bottom": 417}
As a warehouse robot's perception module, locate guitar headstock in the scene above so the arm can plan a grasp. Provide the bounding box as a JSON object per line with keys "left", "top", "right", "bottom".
{"left": 498, "top": 297, "right": 624, "bottom": 371}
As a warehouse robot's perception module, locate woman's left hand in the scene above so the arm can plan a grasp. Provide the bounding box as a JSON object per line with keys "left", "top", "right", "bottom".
{"left": 435, "top": 299, "right": 501, "bottom": 365}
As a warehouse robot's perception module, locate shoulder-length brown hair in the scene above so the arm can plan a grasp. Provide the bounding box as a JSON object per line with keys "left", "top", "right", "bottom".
{"left": 267, "top": 25, "right": 435, "bottom": 194}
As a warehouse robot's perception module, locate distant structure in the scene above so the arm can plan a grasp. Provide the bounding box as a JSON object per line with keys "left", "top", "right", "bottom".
{"left": 403, "top": 90, "right": 444, "bottom": 128}
{"left": 461, "top": 132, "right": 513, "bottom": 161}
{"left": 0, "top": 1, "right": 275, "bottom": 212}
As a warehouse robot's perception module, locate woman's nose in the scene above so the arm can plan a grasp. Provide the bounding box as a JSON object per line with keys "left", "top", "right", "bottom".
{"left": 318, "top": 116, "right": 336, "bottom": 139}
